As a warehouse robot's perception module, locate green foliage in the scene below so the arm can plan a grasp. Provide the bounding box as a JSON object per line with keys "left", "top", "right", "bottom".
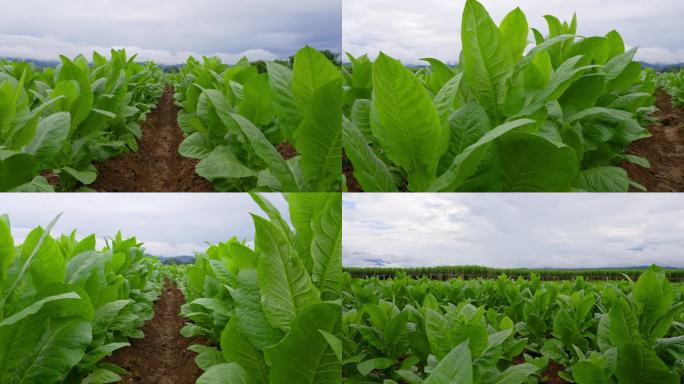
{"left": 342, "top": 266, "right": 684, "bottom": 383}
{"left": 0, "top": 50, "right": 164, "bottom": 191}
{"left": 178, "top": 193, "right": 343, "bottom": 383}
{"left": 0, "top": 215, "right": 162, "bottom": 383}
{"left": 342, "top": 0, "right": 655, "bottom": 191}
{"left": 172, "top": 47, "right": 342, "bottom": 191}
{"left": 657, "top": 69, "right": 684, "bottom": 107}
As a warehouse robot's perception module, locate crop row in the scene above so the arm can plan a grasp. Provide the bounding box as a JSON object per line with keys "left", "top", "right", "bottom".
{"left": 172, "top": 193, "right": 343, "bottom": 383}
{"left": 345, "top": 266, "right": 684, "bottom": 282}
{"left": 0, "top": 215, "right": 162, "bottom": 383}
{"left": 342, "top": 267, "right": 684, "bottom": 383}
{"left": 0, "top": 50, "right": 164, "bottom": 191}
{"left": 343, "top": 0, "right": 657, "bottom": 192}
{"left": 171, "top": 47, "right": 343, "bottom": 192}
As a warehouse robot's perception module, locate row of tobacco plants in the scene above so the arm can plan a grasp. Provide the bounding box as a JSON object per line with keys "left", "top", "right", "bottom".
{"left": 173, "top": 193, "right": 343, "bottom": 383}
{"left": 171, "top": 47, "right": 343, "bottom": 192}
{"left": 342, "top": 266, "right": 684, "bottom": 383}
{"left": 0, "top": 50, "right": 164, "bottom": 191}
{"left": 0, "top": 215, "right": 163, "bottom": 383}
{"left": 343, "top": 0, "right": 657, "bottom": 192}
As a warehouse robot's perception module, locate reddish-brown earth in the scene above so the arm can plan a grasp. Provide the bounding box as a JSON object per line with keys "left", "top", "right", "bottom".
{"left": 512, "top": 353, "right": 568, "bottom": 383}
{"left": 621, "top": 90, "right": 684, "bottom": 191}
{"left": 107, "top": 280, "right": 209, "bottom": 384}
{"left": 342, "top": 151, "right": 362, "bottom": 192}
{"left": 91, "top": 88, "right": 215, "bottom": 192}
{"left": 276, "top": 142, "right": 298, "bottom": 160}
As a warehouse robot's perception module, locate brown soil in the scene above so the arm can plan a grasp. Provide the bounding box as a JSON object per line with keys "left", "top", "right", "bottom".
{"left": 91, "top": 88, "right": 215, "bottom": 192}
{"left": 107, "top": 280, "right": 209, "bottom": 384}
{"left": 621, "top": 90, "right": 684, "bottom": 191}
{"left": 541, "top": 360, "right": 569, "bottom": 384}
{"left": 512, "top": 353, "right": 568, "bottom": 383}
{"left": 276, "top": 142, "right": 298, "bottom": 160}
{"left": 40, "top": 170, "right": 59, "bottom": 187}
{"left": 343, "top": 151, "right": 362, "bottom": 192}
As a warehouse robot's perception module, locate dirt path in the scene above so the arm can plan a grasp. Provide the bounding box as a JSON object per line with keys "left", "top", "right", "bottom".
{"left": 91, "top": 88, "right": 214, "bottom": 192}
{"left": 107, "top": 280, "right": 208, "bottom": 384}
{"left": 621, "top": 90, "right": 684, "bottom": 191}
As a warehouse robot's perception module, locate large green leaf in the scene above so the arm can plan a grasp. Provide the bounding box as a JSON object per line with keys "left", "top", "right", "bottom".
{"left": 230, "top": 113, "right": 299, "bottom": 191}
{"left": 310, "top": 194, "right": 342, "bottom": 301}
{"left": 10, "top": 318, "right": 92, "bottom": 384}
{"left": 24, "top": 112, "right": 70, "bottom": 168}
{"left": 0, "top": 215, "right": 14, "bottom": 283}
{"left": 461, "top": 0, "right": 513, "bottom": 121}
{"left": 254, "top": 215, "right": 320, "bottom": 331}
{"left": 342, "top": 117, "right": 396, "bottom": 192}
{"left": 220, "top": 318, "right": 268, "bottom": 384}
{"left": 371, "top": 53, "right": 447, "bottom": 191}
{"left": 0, "top": 150, "right": 38, "bottom": 192}
{"left": 197, "top": 363, "right": 250, "bottom": 384}
{"left": 265, "top": 303, "right": 341, "bottom": 384}
{"left": 196, "top": 145, "right": 258, "bottom": 181}
{"left": 424, "top": 342, "right": 473, "bottom": 384}
{"left": 429, "top": 119, "right": 535, "bottom": 191}
{"left": 266, "top": 61, "right": 301, "bottom": 143}
{"left": 615, "top": 343, "right": 679, "bottom": 384}
{"left": 295, "top": 77, "right": 341, "bottom": 192}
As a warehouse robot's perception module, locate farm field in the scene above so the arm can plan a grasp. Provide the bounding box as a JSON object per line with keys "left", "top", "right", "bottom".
{"left": 0, "top": 192, "right": 343, "bottom": 383}
{"left": 342, "top": 0, "right": 684, "bottom": 192}
{"left": 341, "top": 267, "right": 684, "bottom": 383}
{"left": 0, "top": 47, "right": 342, "bottom": 192}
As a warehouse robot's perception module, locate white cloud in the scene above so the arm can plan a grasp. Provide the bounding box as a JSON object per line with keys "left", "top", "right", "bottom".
{"left": 0, "top": 0, "right": 340, "bottom": 64}
{"left": 343, "top": 0, "right": 684, "bottom": 64}
{"left": 343, "top": 194, "right": 684, "bottom": 268}
{"left": 1, "top": 193, "right": 289, "bottom": 257}
{"left": 0, "top": 34, "right": 278, "bottom": 65}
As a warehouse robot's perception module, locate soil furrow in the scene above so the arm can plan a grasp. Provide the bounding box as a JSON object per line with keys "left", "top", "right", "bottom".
{"left": 107, "top": 280, "right": 209, "bottom": 384}
{"left": 91, "top": 88, "right": 214, "bottom": 192}
{"left": 621, "top": 90, "right": 684, "bottom": 191}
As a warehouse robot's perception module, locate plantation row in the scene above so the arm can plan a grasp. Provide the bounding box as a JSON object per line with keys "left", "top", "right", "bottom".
{"left": 342, "top": 268, "right": 684, "bottom": 383}
{"left": 0, "top": 50, "right": 164, "bottom": 191}
{"left": 1, "top": 33, "right": 681, "bottom": 192}
{"left": 169, "top": 193, "right": 343, "bottom": 383}
{"left": 0, "top": 193, "right": 344, "bottom": 383}
{"left": 345, "top": 266, "right": 684, "bottom": 282}
{"left": 649, "top": 68, "right": 684, "bottom": 107}
{"left": 171, "top": 47, "right": 343, "bottom": 192}
{"left": 0, "top": 215, "right": 162, "bottom": 383}
{"left": 0, "top": 47, "right": 342, "bottom": 192}
{"left": 342, "top": 0, "right": 662, "bottom": 192}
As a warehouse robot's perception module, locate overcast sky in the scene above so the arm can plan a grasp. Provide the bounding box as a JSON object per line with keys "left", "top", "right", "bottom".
{"left": 343, "top": 0, "right": 684, "bottom": 65}
{"left": 0, "top": 193, "right": 289, "bottom": 257}
{"left": 343, "top": 194, "right": 684, "bottom": 269}
{"left": 0, "top": 0, "right": 340, "bottom": 64}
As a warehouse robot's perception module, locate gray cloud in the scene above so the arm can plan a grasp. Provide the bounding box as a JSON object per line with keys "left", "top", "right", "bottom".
{"left": 343, "top": 0, "right": 684, "bottom": 64}
{"left": 343, "top": 194, "right": 684, "bottom": 268}
{"left": 0, "top": 193, "right": 289, "bottom": 257}
{"left": 0, "top": 0, "right": 340, "bottom": 64}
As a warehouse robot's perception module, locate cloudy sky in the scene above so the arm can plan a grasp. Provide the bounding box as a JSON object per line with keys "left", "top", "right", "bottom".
{"left": 343, "top": 194, "right": 684, "bottom": 269}
{"left": 0, "top": 0, "right": 340, "bottom": 64}
{"left": 0, "top": 193, "right": 289, "bottom": 257}
{"left": 343, "top": 0, "right": 684, "bottom": 65}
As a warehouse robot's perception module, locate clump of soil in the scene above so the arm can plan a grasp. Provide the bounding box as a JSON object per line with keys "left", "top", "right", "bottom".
{"left": 343, "top": 151, "right": 363, "bottom": 192}
{"left": 512, "top": 352, "right": 568, "bottom": 383}
{"left": 91, "top": 88, "right": 215, "bottom": 192}
{"left": 40, "top": 170, "right": 60, "bottom": 187}
{"left": 621, "top": 90, "right": 684, "bottom": 191}
{"left": 276, "top": 142, "right": 298, "bottom": 160}
{"left": 107, "top": 280, "right": 210, "bottom": 384}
